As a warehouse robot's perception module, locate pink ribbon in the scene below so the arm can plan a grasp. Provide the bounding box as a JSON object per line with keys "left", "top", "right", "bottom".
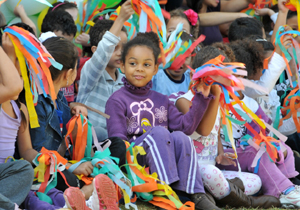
{"left": 184, "top": 9, "right": 198, "bottom": 26}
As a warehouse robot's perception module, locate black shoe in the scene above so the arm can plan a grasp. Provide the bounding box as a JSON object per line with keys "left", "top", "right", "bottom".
{"left": 191, "top": 193, "right": 221, "bottom": 210}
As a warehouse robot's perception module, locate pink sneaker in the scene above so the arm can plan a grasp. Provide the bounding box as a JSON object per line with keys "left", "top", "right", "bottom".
{"left": 92, "top": 174, "right": 119, "bottom": 210}
{"left": 64, "top": 187, "right": 91, "bottom": 210}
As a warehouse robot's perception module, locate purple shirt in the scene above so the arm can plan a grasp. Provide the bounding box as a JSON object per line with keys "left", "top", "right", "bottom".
{"left": 106, "top": 78, "right": 214, "bottom": 141}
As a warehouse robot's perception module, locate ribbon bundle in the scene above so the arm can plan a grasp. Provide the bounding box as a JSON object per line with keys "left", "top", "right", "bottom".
{"left": 241, "top": 0, "right": 270, "bottom": 19}
{"left": 124, "top": 142, "right": 195, "bottom": 210}
{"left": 77, "top": 0, "right": 114, "bottom": 34}
{"left": 159, "top": 24, "right": 205, "bottom": 70}
{"left": 3, "top": 26, "right": 61, "bottom": 128}
{"left": 33, "top": 148, "right": 68, "bottom": 204}
{"left": 191, "top": 55, "right": 285, "bottom": 168}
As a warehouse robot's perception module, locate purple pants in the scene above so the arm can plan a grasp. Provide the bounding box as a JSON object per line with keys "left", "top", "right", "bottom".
{"left": 217, "top": 143, "right": 298, "bottom": 198}
{"left": 132, "top": 127, "right": 205, "bottom": 194}
{"left": 23, "top": 188, "right": 65, "bottom": 210}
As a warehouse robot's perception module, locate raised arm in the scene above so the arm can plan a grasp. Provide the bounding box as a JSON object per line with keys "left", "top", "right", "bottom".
{"left": 0, "top": 47, "right": 23, "bottom": 104}
{"left": 198, "top": 12, "right": 249, "bottom": 26}
{"left": 271, "top": 0, "right": 288, "bottom": 43}
{"left": 220, "top": 0, "right": 254, "bottom": 12}
{"left": 14, "top": 5, "right": 37, "bottom": 35}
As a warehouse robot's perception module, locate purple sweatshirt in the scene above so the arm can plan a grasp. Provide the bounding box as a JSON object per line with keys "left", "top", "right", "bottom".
{"left": 106, "top": 78, "right": 214, "bottom": 141}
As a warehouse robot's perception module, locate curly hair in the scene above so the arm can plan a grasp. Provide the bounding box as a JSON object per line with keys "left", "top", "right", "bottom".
{"left": 89, "top": 19, "right": 127, "bottom": 47}
{"left": 228, "top": 17, "right": 264, "bottom": 42}
{"left": 41, "top": 10, "right": 77, "bottom": 36}
{"left": 192, "top": 46, "right": 230, "bottom": 69}
{"left": 121, "top": 32, "right": 160, "bottom": 64}
{"left": 229, "top": 39, "right": 264, "bottom": 77}
{"left": 167, "top": 8, "right": 200, "bottom": 39}
{"left": 212, "top": 42, "right": 235, "bottom": 62}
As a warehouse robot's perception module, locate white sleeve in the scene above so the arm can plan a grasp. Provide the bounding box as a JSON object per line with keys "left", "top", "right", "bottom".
{"left": 244, "top": 52, "right": 286, "bottom": 99}
{"left": 278, "top": 117, "right": 297, "bottom": 136}
{"left": 270, "top": 12, "right": 278, "bottom": 24}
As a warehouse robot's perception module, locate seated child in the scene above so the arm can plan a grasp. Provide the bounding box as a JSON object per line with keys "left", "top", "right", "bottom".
{"left": 152, "top": 32, "right": 194, "bottom": 96}
{"left": 0, "top": 45, "right": 34, "bottom": 210}
{"left": 77, "top": 1, "right": 134, "bottom": 141}
{"left": 105, "top": 31, "right": 224, "bottom": 210}
{"left": 175, "top": 44, "right": 280, "bottom": 209}
{"left": 217, "top": 40, "right": 300, "bottom": 208}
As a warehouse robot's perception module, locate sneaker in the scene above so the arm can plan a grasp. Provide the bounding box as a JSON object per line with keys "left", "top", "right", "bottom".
{"left": 280, "top": 186, "right": 300, "bottom": 208}
{"left": 64, "top": 187, "right": 91, "bottom": 210}
{"left": 91, "top": 174, "right": 119, "bottom": 210}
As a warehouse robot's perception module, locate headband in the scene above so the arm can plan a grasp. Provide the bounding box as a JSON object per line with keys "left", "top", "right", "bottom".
{"left": 52, "top": 2, "right": 65, "bottom": 11}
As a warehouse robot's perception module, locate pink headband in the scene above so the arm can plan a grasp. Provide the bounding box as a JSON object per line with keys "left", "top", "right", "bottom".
{"left": 184, "top": 9, "right": 198, "bottom": 26}
{"left": 52, "top": 2, "right": 65, "bottom": 11}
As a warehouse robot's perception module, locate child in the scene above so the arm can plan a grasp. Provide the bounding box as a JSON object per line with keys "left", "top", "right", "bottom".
{"left": 0, "top": 45, "right": 34, "bottom": 210}
{"left": 41, "top": 10, "right": 77, "bottom": 42}
{"left": 152, "top": 32, "right": 195, "bottom": 96}
{"left": 166, "top": 8, "right": 200, "bottom": 39}
{"left": 105, "top": 31, "right": 224, "bottom": 210}
{"left": 47, "top": 0, "right": 78, "bottom": 22}
{"left": 77, "top": 0, "right": 134, "bottom": 141}
{"left": 217, "top": 42, "right": 300, "bottom": 209}
{"left": 175, "top": 45, "right": 280, "bottom": 208}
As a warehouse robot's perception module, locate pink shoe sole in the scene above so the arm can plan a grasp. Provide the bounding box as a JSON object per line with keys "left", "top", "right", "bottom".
{"left": 94, "top": 174, "right": 119, "bottom": 210}
{"left": 64, "top": 187, "right": 91, "bottom": 210}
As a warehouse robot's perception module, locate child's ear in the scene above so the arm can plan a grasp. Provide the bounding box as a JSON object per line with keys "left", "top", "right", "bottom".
{"left": 154, "top": 63, "right": 159, "bottom": 75}
{"left": 120, "top": 61, "right": 125, "bottom": 73}
{"left": 91, "top": 46, "right": 97, "bottom": 53}
{"left": 65, "top": 68, "right": 74, "bottom": 80}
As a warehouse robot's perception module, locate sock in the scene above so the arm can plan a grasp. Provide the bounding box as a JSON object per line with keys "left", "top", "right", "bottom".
{"left": 283, "top": 186, "right": 295, "bottom": 195}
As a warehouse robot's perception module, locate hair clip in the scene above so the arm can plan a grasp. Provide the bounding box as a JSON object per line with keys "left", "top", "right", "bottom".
{"left": 184, "top": 9, "right": 198, "bottom": 26}
{"left": 256, "top": 39, "right": 267, "bottom": 42}
{"left": 52, "top": 2, "right": 65, "bottom": 11}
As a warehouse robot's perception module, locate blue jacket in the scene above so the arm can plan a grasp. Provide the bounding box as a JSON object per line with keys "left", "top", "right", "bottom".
{"left": 30, "top": 91, "right": 71, "bottom": 152}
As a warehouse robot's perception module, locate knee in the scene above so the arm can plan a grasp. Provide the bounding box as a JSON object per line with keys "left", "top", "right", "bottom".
{"left": 150, "top": 126, "right": 170, "bottom": 136}
{"left": 18, "top": 160, "right": 34, "bottom": 181}
{"left": 171, "top": 131, "right": 191, "bottom": 146}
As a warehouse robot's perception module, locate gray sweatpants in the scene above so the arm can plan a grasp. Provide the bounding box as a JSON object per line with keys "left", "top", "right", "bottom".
{"left": 0, "top": 160, "right": 34, "bottom": 210}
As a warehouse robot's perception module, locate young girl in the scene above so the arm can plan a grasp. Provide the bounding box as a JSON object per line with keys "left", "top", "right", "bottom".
{"left": 47, "top": 0, "right": 78, "bottom": 22}
{"left": 105, "top": 31, "right": 223, "bottom": 210}
{"left": 0, "top": 45, "right": 34, "bottom": 210}
{"left": 217, "top": 40, "right": 300, "bottom": 208}
{"left": 166, "top": 8, "right": 200, "bottom": 39}
{"left": 152, "top": 32, "right": 196, "bottom": 96}
{"left": 175, "top": 44, "right": 280, "bottom": 208}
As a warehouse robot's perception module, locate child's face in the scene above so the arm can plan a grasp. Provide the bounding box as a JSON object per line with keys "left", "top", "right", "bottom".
{"left": 167, "top": 56, "right": 191, "bottom": 80}
{"left": 287, "top": 16, "right": 298, "bottom": 31}
{"left": 107, "top": 31, "right": 127, "bottom": 71}
{"left": 121, "top": 45, "right": 158, "bottom": 87}
{"left": 167, "top": 17, "right": 191, "bottom": 38}
{"left": 65, "top": 8, "right": 78, "bottom": 22}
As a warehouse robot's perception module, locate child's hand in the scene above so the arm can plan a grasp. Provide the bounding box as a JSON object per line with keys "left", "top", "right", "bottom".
{"left": 195, "top": 80, "right": 211, "bottom": 97}
{"left": 275, "top": 34, "right": 292, "bottom": 55}
{"left": 75, "top": 33, "right": 90, "bottom": 47}
{"left": 73, "top": 161, "right": 93, "bottom": 176}
{"left": 118, "top": 0, "right": 135, "bottom": 22}
{"left": 71, "top": 105, "right": 88, "bottom": 117}
{"left": 13, "top": 5, "right": 26, "bottom": 17}
{"left": 210, "top": 85, "right": 221, "bottom": 97}
{"left": 278, "top": 0, "right": 289, "bottom": 13}
{"left": 216, "top": 153, "right": 237, "bottom": 166}
{"left": 255, "top": 8, "right": 275, "bottom": 17}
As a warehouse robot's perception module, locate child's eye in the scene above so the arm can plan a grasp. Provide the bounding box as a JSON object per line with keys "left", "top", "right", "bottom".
{"left": 144, "top": 63, "right": 151, "bottom": 67}
{"left": 129, "top": 62, "right": 136, "bottom": 66}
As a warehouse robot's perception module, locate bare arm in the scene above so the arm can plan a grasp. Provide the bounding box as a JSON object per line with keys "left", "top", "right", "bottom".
{"left": 14, "top": 5, "right": 37, "bottom": 35}
{"left": 220, "top": 0, "right": 254, "bottom": 12}
{"left": 17, "top": 103, "right": 38, "bottom": 164}
{"left": 198, "top": 12, "right": 248, "bottom": 26}
{"left": 270, "top": 0, "right": 288, "bottom": 43}
{"left": 0, "top": 47, "right": 23, "bottom": 104}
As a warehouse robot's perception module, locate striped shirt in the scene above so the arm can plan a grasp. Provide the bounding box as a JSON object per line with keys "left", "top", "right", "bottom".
{"left": 77, "top": 31, "right": 124, "bottom": 134}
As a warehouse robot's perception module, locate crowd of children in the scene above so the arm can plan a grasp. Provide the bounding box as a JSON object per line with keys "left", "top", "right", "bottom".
{"left": 2, "top": 0, "right": 300, "bottom": 209}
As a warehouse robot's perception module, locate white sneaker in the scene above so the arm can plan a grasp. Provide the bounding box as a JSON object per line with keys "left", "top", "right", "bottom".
{"left": 280, "top": 186, "right": 300, "bottom": 208}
